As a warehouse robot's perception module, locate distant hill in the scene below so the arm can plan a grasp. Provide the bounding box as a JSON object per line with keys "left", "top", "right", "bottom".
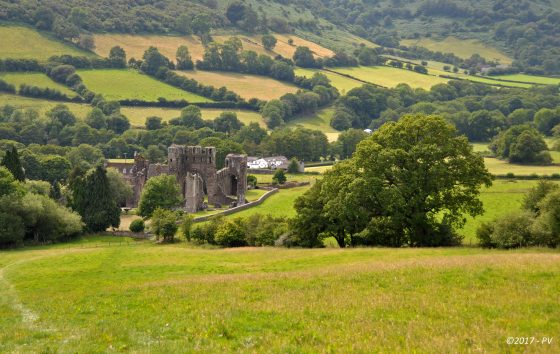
{"left": 1, "top": 0, "right": 559, "bottom": 74}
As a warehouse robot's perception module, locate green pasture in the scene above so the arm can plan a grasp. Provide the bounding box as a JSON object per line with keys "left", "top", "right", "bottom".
{"left": 286, "top": 107, "right": 339, "bottom": 142}
{"left": 0, "top": 72, "right": 77, "bottom": 96}
{"left": 0, "top": 25, "right": 95, "bottom": 60}
{"left": 77, "top": 69, "right": 211, "bottom": 102}
{"left": 492, "top": 74, "right": 560, "bottom": 86}
{"left": 332, "top": 66, "right": 449, "bottom": 90}
{"left": 401, "top": 36, "right": 512, "bottom": 64}
{"left": 0, "top": 94, "right": 91, "bottom": 118}
{"left": 0, "top": 241, "right": 558, "bottom": 352}
{"left": 295, "top": 68, "right": 364, "bottom": 94}
{"left": 484, "top": 158, "right": 560, "bottom": 176}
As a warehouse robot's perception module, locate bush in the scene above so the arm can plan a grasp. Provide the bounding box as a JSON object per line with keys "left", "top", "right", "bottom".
{"left": 214, "top": 219, "right": 247, "bottom": 247}
{"left": 477, "top": 212, "right": 534, "bottom": 249}
{"left": 247, "top": 175, "right": 257, "bottom": 188}
{"left": 272, "top": 168, "right": 286, "bottom": 185}
{"left": 129, "top": 219, "right": 145, "bottom": 233}
{"left": 150, "top": 208, "right": 178, "bottom": 242}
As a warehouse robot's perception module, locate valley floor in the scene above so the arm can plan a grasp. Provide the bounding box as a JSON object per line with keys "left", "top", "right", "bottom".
{"left": 0, "top": 240, "right": 558, "bottom": 352}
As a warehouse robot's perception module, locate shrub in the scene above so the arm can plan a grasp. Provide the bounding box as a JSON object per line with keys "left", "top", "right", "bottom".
{"left": 247, "top": 175, "right": 257, "bottom": 188}
{"left": 272, "top": 168, "right": 286, "bottom": 185}
{"left": 214, "top": 219, "right": 247, "bottom": 247}
{"left": 180, "top": 214, "right": 194, "bottom": 241}
{"left": 476, "top": 212, "right": 534, "bottom": 248}
{"left": 150, "top": 208, "right": 178, "bottom": 242}
{"left": 129, "top": 219, "right": 145, "bottom": 233}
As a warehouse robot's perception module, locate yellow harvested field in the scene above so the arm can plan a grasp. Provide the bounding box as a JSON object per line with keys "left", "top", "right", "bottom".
{"left": 93, "top": 33, "right": 334, "bottom": 63}
{"left": 94, "top": 34, "right": 205, "bottom": 61}
{"left": 401, "top": 37, "right": 512, "bottom": 64}
{"left": 175, "top": 70, "right": 298, "bottom": 100}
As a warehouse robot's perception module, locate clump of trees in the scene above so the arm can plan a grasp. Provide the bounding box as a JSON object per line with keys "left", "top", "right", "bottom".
{"left": 291, "top": 114, "right": 492, "bottom": 248}
{"left": 478, "top": 181, "right": 560, "bottom": 248}
{"left": 490, "top": 125, "right": 552, "bottom": 165}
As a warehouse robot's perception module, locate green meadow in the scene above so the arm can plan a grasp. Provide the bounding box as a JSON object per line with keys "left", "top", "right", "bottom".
{"left": 492, "top": 74, "right": 560, "bottom": 85}
{"left": 0, "top": 94, "right": 91, "bottom": 118}
{"left": 77, "top": 69, "right": 211, "bottom": 102}
{"left": 287, "top": 107, "right": 340, "bottom": 142}
{"left": 0, "top": 72, "right": 77, "bottom": 96}
{"left": 0, "top": 241, "right": 558, "bottom": 352}
{"left": 0, "top": 25, "right": 95, "bottom": 60}
{"left": 332, "top": 66, "right": 449, "bottom": 89}
{"left": 295, "top": 68, "right": 364, "bottom": 94}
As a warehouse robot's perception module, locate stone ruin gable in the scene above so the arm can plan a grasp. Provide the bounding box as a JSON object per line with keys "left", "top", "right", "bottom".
{"left": 185, "top": 172, "right": 205, "bottom": 213}
{"left": 127, "top": 155, "right": 150, "bottom": 208}
{"left": 217, "top": 154, "right": 248, "bottom": 207}
{"left": 147, "top": 163, "right": 169, "bottom": 178}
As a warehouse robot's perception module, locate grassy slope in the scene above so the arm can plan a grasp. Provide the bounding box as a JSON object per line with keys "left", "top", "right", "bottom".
{"left": 0, "top": 25, "right": 95, "bottom": 60}
{"left": 0, "top": 242, "right": 558, "bottom": 352}
{"left": 295, "top": 68, "right": 363, "bottom": 94}
{"left": 492, "top": 74, "right": 560, "bottom": 85}
{"left": 332, "top": 66, "right": 449, "bottom": 89}
{"left": 0, "top": 94, "right": 91, "bottom": 118}
{"left": 287, "top": 107, "right": 339, "bottom": 142}
{"left": 77, "top": 69, "right": 211, "bottom": 102}
{"left": 175, "top": 70, "right": 298, "bottom": 101}
{"left": 0, "top": 73, "right": 77, "bottom": 96}
{"left": 401, "top": 36, "right": 513, "bottom": 64}
{"left": 121, "top": 106, "right": 265, "bottom": 128}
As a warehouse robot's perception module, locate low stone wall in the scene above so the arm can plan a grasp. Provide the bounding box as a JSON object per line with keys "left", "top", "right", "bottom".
{"left": 193, "top": 188, "right": 279, "bottom": 223}
{"left": 109, "top": 231, "right": 152, "bottom": 239}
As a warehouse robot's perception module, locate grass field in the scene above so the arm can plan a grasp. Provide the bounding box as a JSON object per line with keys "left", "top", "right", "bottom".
{"left": 484, "top": 158, "right": 560, "bottom": 176}
{"left": 287, "top": 107, "right": 340, "bottom": 142}
{"left": 332, "top": 66, "right": 449, "bottom": 89}
{"left": 226, "top": 186, "right": 312, "bottom": 219}
{"left": 295, "top": 68, "right": 363, "bottom": 94}
{"left": 0, "top": 94, "right": 91, "bottom": 118}
{"left": 0, "top": 73, "right": 77, "bottom": 97}
{"left": 401, "top": 36, "right": 512, "bottom": 64}
{"left": 492, "top": 74, "right": 560, "bottom": 86}
{"left": 77, "top": 69, "right": 211, "bottom": 102}
{"left": 176, "top": 70, "right": 298, "bottom": 101}
{"left": 1, "top": 241, "right": 558, "bottom": 352}
{"left": 0, "top": 25, "right": 94, "bottom": 60}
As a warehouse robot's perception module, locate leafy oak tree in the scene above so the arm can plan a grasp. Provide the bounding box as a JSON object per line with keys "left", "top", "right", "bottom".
{"left": 293, "top": 114, "right": 492, "bottom": 247}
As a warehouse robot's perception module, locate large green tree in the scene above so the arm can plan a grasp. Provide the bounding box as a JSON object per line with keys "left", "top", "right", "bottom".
{"left": 138, "top": 175, "right": 182, "bottom": 218}
{"left": 294, "top": 114, "right": 492, "bottom": 247}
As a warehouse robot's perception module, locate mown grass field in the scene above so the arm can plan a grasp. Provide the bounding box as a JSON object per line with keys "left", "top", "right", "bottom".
{"left": 77, "top": 69, "right": 211, "bottom": 102}
{"left": 0, "top": 73, "right": 77, "bottom": 96}
{"left": 176, "top": 70, "right": 298, "bottom": 101}
{"left": 0, "top": 94, "right": 91, "bottom": 118}
{"left": 332, "top": 66, "right": 449, "bottom": 89}
{"left": 0, "top": 25, "right": 94, "bottom": 60}
{"left": 492, "top": 74, "right": 560, "bottom": 86}
{"left": 1, "top": 241, "right": 558, "bottom": 352}
{"left": 401, "top": 36, "right": 512, "bottom": 64}
{"left": 484, "top": 158, "right": 560, "bottom": 176}
{"left": 287, "top": 107, "right": 340, "bottom": 142}
{"left": 295, "top": 68, "right": 363, "bottom": 94}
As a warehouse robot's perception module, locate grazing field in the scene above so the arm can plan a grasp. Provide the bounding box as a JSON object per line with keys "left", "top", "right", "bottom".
{"left": 492, "top": 74, "right": 560, "bottom": 86}
{"left": 1, "top": 241, "right": 558, "bottom": 352}
{"left": 262, "top": 33, "right": 335, "bottom": 59}
{"left": 401, "top": 36, "right": 512, "bottom": 64}
{"left": 295, "top": 68, "right": 363, "bottom": 94}
{"left": 121, "top": 107, "right": 265, "bottom": 127}
{"left": 287, "top": 107, "right": 340, "bottom": 142}
{"left": 484, "top": 158, "right": 560, "bottom": 176}
{"left": 0, "top": 94, "right": 91, "bottom": 118}
{"left": 0, "top": 73, "right": 77, "bottom": 97}
{"left": 332, "top": 66, "right": 449, "bottom": 89}
{"left": 77, "top": 69, "right": 211, "bottom": 102}
{"left": 176, "top": 70, "right": 298, "bottom": 100}
{"left": 460, "top": 179, "right": 558, "bottom": 243}
{"left": 0, "top": 25, "right": 94, "bottom": 60}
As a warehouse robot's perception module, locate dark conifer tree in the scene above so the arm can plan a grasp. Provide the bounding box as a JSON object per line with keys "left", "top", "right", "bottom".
{"left": 71, "top": 166, "right": 120, "bottom": 232}
{"left": 1, "top": 146, "right": 25, "bottom": 181}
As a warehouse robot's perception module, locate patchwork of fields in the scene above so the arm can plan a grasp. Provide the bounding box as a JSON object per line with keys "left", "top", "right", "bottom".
{"left": 0, "top": 25, "right": 94, "bottom": 60}
{"left": 176, "top": 70, "right": 298, "bottom": 100}
{"left": 77, "top": 69, "right": 211, "bottom": 102}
